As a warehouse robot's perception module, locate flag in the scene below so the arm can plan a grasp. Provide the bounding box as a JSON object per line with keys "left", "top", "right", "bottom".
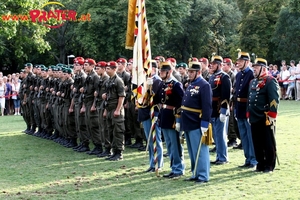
{"left": 126, "top": 0, "right": 152, "bottom": 104}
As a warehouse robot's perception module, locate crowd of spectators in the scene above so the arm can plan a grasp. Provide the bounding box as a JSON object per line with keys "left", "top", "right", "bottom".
{"left": 268, "top": 60, "right": 300, "bottom": 100}
{"left": 0, "top": 71, "right": 21, "bottom": 116}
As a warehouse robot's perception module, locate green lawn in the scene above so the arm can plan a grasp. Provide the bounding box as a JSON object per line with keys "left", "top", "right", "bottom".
{"left": 0, "top": 100, "right": 299, "bottom": 199}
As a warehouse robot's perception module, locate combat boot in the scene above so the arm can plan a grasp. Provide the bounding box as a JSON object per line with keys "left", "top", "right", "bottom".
{"left": 28, "top": 125, "right": 37, "bottom": 135}
{"left": 109, "top": 150, "right": 123, "bottom": 161}
{"left": 49, "top": 130, "right": 59, "bottom": 140}
{"left": 23, "top": 125, "right": 31, "bottom": 134}
{"left": 73, "top": 142, "right": 83, "bottom": 150}
{"left": 76, "top": 142, "right": 90, "bottom": 152}
{"left": 105, "top": 151, "right": 116, "bottom": 160}
{"left": 87, "top": 144, "right": 103, "bottom": 155}
{"left": 97, "top": 148, "right": 112, "bottom": 158}
{"left": 66, "top": 138, "right": 78, "bottom": 148}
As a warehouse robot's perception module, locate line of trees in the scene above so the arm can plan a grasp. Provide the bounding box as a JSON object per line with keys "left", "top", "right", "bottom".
{"left": 0, "top": 0, "right": 299, "bottom": 74}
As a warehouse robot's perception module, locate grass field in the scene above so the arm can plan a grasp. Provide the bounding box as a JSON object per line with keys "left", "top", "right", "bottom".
{"left": 0, "top": 100, "right": 300, "bottom": 200}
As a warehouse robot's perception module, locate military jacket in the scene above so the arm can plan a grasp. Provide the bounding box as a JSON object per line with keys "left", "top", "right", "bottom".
{"left": 234, "top": 67, "right": 254, "bottom": 119}
{"left": 73, "top": 71, "right": 87, "bottom": 100}
{"left": 104, "top": 74, "right": 126, "bottom": 109}
{"left": 62, "top": 78, "right": 74, "bottom": 103}
{"left": 137, "top": 75, "right": 162, "bottom": 122}
{"left": 23, "top": 72, "right": 35, "bottom": 96}
{"left": 83, "top": 70, "right": 99, "bottom": 102}
{"left": 157, "top": 77, "right": 184, "bottom": 129}
{"left": 208, "top": 70, "right": 231, "bottom": 117}
{"left": 247, "top": 75, "right": 279, "bottom": 123}
{"left": 181, "top": 77, "right": 212, "bottom": 131}
{"left": 95, "top": 74, "right": 109, "bottom": 108}
{"left": 37, "top": 77, "right": 49, "bottom": 103}
{"left": 117, "top": 70, "right": 131, "bottom": 102}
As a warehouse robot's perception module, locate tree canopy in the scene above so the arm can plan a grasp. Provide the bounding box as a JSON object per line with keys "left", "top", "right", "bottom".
{"left": 0, "top": 0, "right": 297, "bottom": 73}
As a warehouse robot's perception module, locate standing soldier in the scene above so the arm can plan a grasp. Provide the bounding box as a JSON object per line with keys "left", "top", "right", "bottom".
{"left": 61, "top": 68, "right": 77, "bottom": 147}
{"left": 32, "top": 65, "right": 43, "bottom": 136}
{"left": 94, "top": 61, "right": 110, "bottom": 157}
{"left": 158, "top": 61, "right": 185, "bottom": 178}
{"left": 138, "top": 60, "right": 164, "bottom": 172}
{"left": 69, "top": 57, "right": 89, "bottom": 152}
{"left": 235, "top": 51, "right": 257, "bottom": 168}
{"left": 116, "top": 58, "right": 132, "bottom": 146}
{"left": 180, "top": 61, "right": 212, "bottom": 183}
{"left": 102, "top": 61, "right": 126, "bottom": 161}
{"left": 199, "top": 58, "right": 210, "bottom": 81}
{"left": 80, "top": 58, "right": 100, "bottom": 153}
{"left": 247, "top": 58, "right": 279, "bottom": 173}
{"left": 25, "top": 63, "right": 37, "bottom": 134}
{"left": 176, "top": 62, "right": 188, "bottom": 90}
{"left": 22, "top": 63, "right": 35, "bottom": 134}
{"left": 124, "top": 59, "right": 144, "bottom": 148}
{"left": 222, "top": 58, "right": 239, "bottom": 147}
{"left": 209, "top": 55, "right": 231, "bottom": 165}
{"left": 37, "top": 67, "right": 50, "bottom": 138}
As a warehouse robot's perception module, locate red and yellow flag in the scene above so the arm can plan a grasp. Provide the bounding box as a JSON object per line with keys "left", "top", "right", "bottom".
{"left": 126, "top": 0, "right": 152, "bottom": 103}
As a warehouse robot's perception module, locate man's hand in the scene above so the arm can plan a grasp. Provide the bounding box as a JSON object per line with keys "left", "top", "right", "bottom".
{"left": 175, "top": 123, "right": 180, "bottom": 132}
{"left": 219, "top": 114, "right": 226, "bottom": 123}
{"left": 268, "top": 116, "right": 276, "bottom": 125}
{"left": 113, "top": 109, "right": 120, "bottom": 117}
{"left": 201, "top": 127, "right": 208, "bottom": 134}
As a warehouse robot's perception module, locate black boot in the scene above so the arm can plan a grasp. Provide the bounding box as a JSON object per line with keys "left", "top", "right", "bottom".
{"left": 33, "top": 127, "right": 42, "bottom": 137}
{"left": 109, "top": 150, "right": 123, "bottom": 161}
{"left": 98, "top": 148, "right": 112, "bottom": 158}
{"left": 76, "top": 142, "right": 90, "bottom": 152}
{"left": 130, "top": 138, "right": 143, "bottom": 148}
{"left": 28, "top": 125, "right": 37, "bottom": 135}
{"left": 73, "top": 142, "right": 83, "bottom": 150}
{"left": 105, "top": 151, "right": 116, "bottom": 160}
{"left": 49, "top": 130, "right": 59, "bottom": 140}
{"left": 23, "top": 125, "right": 31, "bottom": 134}
{"left": 87, "top": 144, "right": 103, "bottom": 155}
{"left": 66, "top": 138, "right": 78, "bottom": 148}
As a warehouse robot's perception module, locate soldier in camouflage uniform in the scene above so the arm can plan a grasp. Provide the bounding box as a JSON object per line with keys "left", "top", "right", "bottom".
{"left": 69, "top": 57, "right": 89, "bottom": 152}
{"left": 102, "top": 61, "right": 126, "bottom": 161}
{"left": 94, "top": 61, "right": 110, "bottom": 157}
{"left": 80, "top": 58, "right": 100, "bottom": 153}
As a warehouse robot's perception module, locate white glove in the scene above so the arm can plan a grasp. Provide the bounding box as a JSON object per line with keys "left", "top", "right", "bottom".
{"left": 175, "top": 123, "right": 180, "bottom": 132}
{"left": 201, "top": 127, "right": 208, "bottom": 134}
{"left": 219, "top": 114, "right": 226, "bottom": 123}
{"left": 147, "top": 78, "right": 153, "bottom": 85}
{"left": 247, "top": 118, "right": 251, "bottom": 125}
{"left": 268, "top": 116, "right": 276, "bottom": 125}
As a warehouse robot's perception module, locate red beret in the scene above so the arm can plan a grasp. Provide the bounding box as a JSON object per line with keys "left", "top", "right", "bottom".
{"left": 223, "top": 58, "right": 232, "bottom": 64}
{"left": 96, "top": 61, "right": 107, "bottom": 68}
{"left": 166, "top": 57, "right": 176, "bottom": 64}
{"left": 155, "top": 56, "right": 165, "bottom": 62}
{"left": 85, "top": 58, "right": 96, "bottom": 65}
{"left": 107, "top": 61, "right": 118, "bottom": 68}
{"left": 116, "top": 58, "right": 127, "bottom": 63}
{"left": 74, "top": 57, "right": 84, "bottom": 65}
{"left": 128, "top": 58, "right": 133, "bottom": 63}
{"left": 199, "top": 57, "right": 208, "bottom": 63}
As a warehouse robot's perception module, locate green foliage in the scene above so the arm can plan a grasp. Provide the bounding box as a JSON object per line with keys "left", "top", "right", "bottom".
{"left": 0, "top": 0, "right": 50, "bottom": 72}
{"left": 238, "top": 0, "right": 288, "bottom": 62}
{"left": 272, "top": 0, "right": 300, "bottom": 61}
{"left": 0, "top": 101, "right": 300, "bottom": 199}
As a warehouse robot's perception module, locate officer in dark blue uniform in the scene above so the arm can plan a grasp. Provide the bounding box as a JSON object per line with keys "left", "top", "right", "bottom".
{"left": 158, "top": 61, "right": 185, "bottom": 178}
{"left": 138, "top": 60, "right": 164, "bottom": 173}
{"left": 180, "top": 61, "right": 212, "bottom": 183}
{"left": 247, "top": 58, "right": 279, "bottom": 173}
{"left": 209, "top": 55, "right": 231, "bottom": 165}
{"left": 235, "top": 51, "right": 257, "bottom": 168}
